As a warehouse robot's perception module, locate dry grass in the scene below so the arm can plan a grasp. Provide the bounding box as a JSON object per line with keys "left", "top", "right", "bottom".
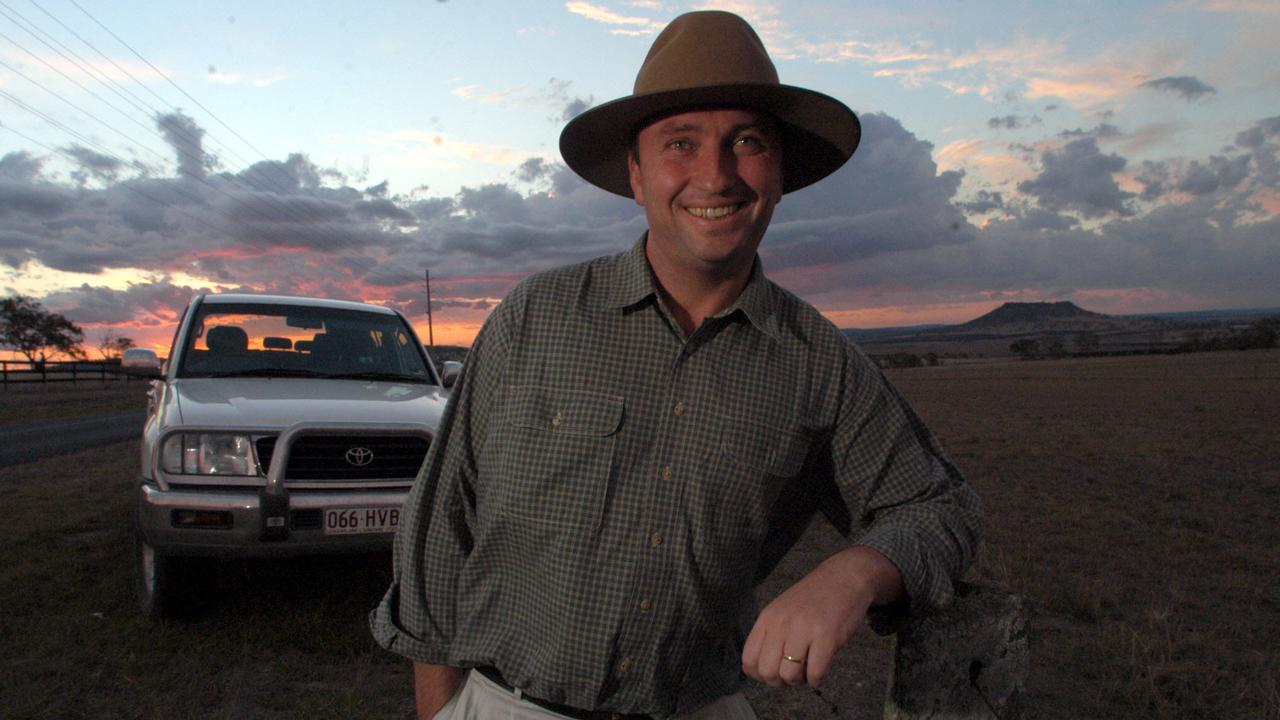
{"left": 2, "top": 350, "right": 1277, "bottom": 719}
{"left": 0, "top": 381, "right": 150, "bottom": 427}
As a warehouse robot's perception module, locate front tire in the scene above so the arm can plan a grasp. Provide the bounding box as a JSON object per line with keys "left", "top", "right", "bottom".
{"left": 134, "top": 528, "right": 177, "bottom": 618}
{"left": 133, "top": 527, "right": 214, "bottom": 618}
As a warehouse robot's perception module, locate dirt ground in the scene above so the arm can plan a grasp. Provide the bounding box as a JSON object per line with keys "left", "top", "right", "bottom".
{"left": 2, "top": 350, "right": 1276, "bottom": 719}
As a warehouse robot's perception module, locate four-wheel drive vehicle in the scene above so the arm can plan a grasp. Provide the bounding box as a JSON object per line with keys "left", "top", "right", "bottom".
{"left": 135, "top": 293, "right": 450, "bottom": 617}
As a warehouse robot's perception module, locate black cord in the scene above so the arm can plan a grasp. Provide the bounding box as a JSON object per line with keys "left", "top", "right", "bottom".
{"left": 969, "top": 660, "right": 1005, "bottom": 720}
{"left": 810, "top": 687, "right": 849, "bottom": 719}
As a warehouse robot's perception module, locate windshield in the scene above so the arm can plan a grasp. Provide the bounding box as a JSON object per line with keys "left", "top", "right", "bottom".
{"left": 177, "top": 302, "right": 435, "bottom": 384}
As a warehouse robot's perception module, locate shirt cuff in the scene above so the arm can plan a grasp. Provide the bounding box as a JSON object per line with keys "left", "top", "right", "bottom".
{"left": 854, "top": 527, "right": 958, "bottom": 623}
{"left": 368, "top": 581, "right": 452, "bottom": 665}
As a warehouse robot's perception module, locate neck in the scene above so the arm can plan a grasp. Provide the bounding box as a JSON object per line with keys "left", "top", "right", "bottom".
{"left": 645, "top": 240, "right": 754, "bottom": 337}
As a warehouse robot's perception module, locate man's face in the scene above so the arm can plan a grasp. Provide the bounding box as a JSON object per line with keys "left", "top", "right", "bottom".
{"left": 628, "top": 108, "right": 783, "bottom": 280}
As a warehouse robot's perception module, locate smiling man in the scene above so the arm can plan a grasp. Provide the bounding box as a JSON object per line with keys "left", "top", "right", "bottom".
{"left": 371, "top": 11, "right": 981, "bottom": 720}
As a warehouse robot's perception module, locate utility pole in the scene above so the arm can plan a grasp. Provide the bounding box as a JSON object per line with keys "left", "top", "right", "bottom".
{"left": 424, "top": 269, "right": 435, "bottom": 347}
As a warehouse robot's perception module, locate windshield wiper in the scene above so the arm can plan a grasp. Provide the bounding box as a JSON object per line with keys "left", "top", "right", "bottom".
{"left": 197, "top": 368, "right": 330, "bottom": 379}
{"left": 324, "top": 371, "right": 430, "bottom": 383}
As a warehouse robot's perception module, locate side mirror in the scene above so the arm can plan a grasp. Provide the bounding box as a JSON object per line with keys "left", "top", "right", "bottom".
{"left": 441, "top": 360, "right": 463, "bottom": 389}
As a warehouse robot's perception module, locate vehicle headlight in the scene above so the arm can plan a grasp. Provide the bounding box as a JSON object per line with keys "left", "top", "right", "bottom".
{"left": 161, "top": 433, "right": 257, "bottom": 476}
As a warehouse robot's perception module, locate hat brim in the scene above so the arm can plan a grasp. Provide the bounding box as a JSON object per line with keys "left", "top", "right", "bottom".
{"left": 559, "top": 83, "right": 860, "bottom": 198}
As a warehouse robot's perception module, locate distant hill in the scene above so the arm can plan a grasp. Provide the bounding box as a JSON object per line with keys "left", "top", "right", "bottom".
{"left": 843, "top": 301, "right": 1180, "bottom": 347}
{"left": 841, "top": 302, "right": 1278, "bottom": 357}
{"left": 958, "top": 301, "right": 1104, "bottom": 329}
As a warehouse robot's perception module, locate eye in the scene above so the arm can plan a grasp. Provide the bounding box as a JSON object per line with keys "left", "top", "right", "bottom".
{"left": 734, "top": 134, "right": 766, "bottom": 153}
{"left": 667, "top": 138, "right": 693, "bottom": 151}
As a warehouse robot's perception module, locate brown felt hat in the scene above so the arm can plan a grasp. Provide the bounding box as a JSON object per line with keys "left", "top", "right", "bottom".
{"left": 560, "top": 10, "right": 860, "bottom": 198}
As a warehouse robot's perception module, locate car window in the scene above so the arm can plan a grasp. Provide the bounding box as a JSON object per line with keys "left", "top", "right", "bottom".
{"left": 177, "top": 302, "right": 434, "bottom": 383}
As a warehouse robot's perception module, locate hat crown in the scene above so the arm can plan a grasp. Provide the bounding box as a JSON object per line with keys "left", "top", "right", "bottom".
{"left": 634, "top": 11, "right": 779, "bottom": 95}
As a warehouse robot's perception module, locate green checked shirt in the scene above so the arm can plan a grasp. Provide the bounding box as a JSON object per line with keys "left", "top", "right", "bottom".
{"left": 370, "top": 235, "right": 981, "bottom": 718}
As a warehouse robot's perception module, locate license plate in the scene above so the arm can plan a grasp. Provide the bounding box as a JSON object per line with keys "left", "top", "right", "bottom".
{"left": 323, "top": 507, "right": 399, "bottom": 535}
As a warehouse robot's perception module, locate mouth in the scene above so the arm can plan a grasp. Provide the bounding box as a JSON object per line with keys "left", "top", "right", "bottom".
{"left": 683, "top": 203, "right": 744, "bottom": 219}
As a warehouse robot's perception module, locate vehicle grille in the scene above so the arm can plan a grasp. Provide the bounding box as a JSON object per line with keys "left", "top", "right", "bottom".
{"left": 292, "top": 510, "right": 323, "bottom": 529}
{"left": 256, "top": 435, "right": 430, "bottom": 481}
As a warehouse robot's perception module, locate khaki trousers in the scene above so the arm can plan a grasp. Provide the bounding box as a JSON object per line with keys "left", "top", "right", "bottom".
{"left": 431, "top": 669, "right": 758, "bottom": 720}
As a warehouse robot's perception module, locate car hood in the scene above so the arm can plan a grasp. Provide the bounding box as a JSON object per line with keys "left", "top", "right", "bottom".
{"left": 168, "top": 377, "right": 449, "bottom": 430}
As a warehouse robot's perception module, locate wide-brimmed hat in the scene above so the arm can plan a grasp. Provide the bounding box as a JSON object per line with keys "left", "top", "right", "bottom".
{"left": 560, "top": 10, "right": 860, "bottom": 198}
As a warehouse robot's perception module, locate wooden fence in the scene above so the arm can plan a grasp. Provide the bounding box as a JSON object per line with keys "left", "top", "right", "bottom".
{"left": 1, "top": 359, "right": 146, "bottom": 387}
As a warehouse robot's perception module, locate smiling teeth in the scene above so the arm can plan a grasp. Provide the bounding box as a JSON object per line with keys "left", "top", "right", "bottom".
{"left": 686, "top": 204, "right": 741, "bottom": 218}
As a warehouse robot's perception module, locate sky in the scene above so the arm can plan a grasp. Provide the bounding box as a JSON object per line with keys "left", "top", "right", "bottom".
{"left": 2, "top": 0, "right": 1278, "bottom": 355}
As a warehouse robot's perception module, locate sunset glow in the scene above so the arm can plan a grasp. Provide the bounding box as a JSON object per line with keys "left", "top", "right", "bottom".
{"left": 1, "top": 0, "right": 1276, "bottom": 362}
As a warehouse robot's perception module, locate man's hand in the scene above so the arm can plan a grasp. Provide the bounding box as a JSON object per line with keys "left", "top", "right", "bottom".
{"left": 741, "top": 545, "right": 902, "bottom": 688}
{"left": 414, "top": 662, "right": 465, "bottom": 720}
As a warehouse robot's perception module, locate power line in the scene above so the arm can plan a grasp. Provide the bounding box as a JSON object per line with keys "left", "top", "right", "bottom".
{"left": 63, "top": 0, "right": 310, "bottom": 197}
{"left": 16, "top": 0, "right": 329, "bottom": 219}
{"left": 0, "top": 4, "right": 325, "bottom": 231}
{"left": 0, "top": 82, "right": 330, "bottom": 250}
{"left": 0, "top": 1, "right": 380, "bottom": 257}
{"left": 0, "top": 118, "right": 237, "bottom": 241}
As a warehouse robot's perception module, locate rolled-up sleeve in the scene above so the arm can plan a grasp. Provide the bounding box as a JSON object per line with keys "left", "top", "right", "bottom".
{"left": 369, "top": 300, "right": 509, "bottom": 662}
{"left": 833, "top": 343, "right": 982, "bottom": 616}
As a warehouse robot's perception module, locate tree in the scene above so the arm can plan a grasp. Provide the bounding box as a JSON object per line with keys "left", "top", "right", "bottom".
{"left": 1044, "top": 336, "right": 1066, "bottom": 358}
{"left": 1010, "top": 338, "right": 1040, "bottom": 360}
{"left": 0, "top": 295, "right": 86, "bottom": 363}
{"left": 98, "top": 328, "right": 136, "bottom": 360}
{"left": 1073, "top": 331, "right": 1100, "bottom": 354}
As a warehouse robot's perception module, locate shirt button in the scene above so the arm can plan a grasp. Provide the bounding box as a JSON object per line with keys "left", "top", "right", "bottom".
{"left": 619, "top": 659, "right": 632, "bottom": 673}
{"left": 661, "top": 466, "right": 672, "bottom": 480}
{"left": 639, "top": 598, "right": 652, "bottom": 612}
{"left": 551, "top": 411, "right": 562, "bottom": 427}
{"left": 650, "top": 532, "right": 663, "bottom": 547}
{"left": 673, "top": 401, "right": 685, "bottom": 416}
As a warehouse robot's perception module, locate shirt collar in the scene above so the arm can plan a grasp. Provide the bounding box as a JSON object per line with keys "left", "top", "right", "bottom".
{"left": 716, "top": 258, "right": 782, "bottom": 342}
{"left": 600, "top": 233, "right": 783, "bottom": 342}
{"left": 600, "top": 234, "right": 658, "bottom": 310}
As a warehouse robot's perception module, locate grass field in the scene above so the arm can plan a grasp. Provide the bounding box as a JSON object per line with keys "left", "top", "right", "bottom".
{"left": 0, "top": 380, "right": 150, "bottom": 427}
{"left": 2, "top": 350, "right": 1277, "bottom": 719}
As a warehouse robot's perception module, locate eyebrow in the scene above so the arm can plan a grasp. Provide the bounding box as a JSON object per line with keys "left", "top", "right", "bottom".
{"left": 655, "top": 121, "right": 771, "bottom": 136}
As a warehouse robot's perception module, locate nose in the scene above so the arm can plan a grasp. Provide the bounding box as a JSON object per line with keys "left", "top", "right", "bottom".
{"left": 691, "top": 143, "right": 739, "bottom": 194}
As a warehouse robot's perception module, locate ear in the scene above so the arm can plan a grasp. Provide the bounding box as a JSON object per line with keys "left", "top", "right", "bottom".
{"left": 627, "top": 151, "right": 646, "bottom": 206}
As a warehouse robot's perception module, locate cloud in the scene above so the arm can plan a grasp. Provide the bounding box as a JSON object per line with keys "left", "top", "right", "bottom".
{"left": 987, "top": 115, "right": 1022, "bottom": 130}
{"left": 564, "top": 1, "right": 664, "bottom": 34}
{"left": 5, "top": 111, "right": 1279, "bottom": 346}
{"left": 1177, "top": 155, "right": 1251, "bottom": 195}
{"left": 1235, "top": 115, "right": 1280, "bottom": 149}
{"left": 1058, "top": 123, "right": 1122, "bottom": 140}
{"left": 0, "top": 151, "right": 46, "bottom": 182}
{"left": 1017, "top": 138, "right": 1134, "bottom": 218}
{"left": 155, "top": 111, "right": 213, "bottom": 180}
{"left": 1140, "top": 75, "right": 1218, "bottom": 101}
{"left": 959, "top": 190, "right": 1005, "bottom": 214}
{"left": 64, "top": 145, "right": 125, "bottom": 186}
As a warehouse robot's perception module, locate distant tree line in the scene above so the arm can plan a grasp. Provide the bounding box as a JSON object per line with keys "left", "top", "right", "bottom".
{"left": 1, "top": 295, "right": 138, "bottom": 364}
{"left": 1009, "top": 318, "right": 1279, "bottom": 360}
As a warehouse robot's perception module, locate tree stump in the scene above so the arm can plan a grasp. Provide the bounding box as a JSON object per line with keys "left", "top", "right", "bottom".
{"left": 884, "top": 584, "right": 1027, "bottom": 720}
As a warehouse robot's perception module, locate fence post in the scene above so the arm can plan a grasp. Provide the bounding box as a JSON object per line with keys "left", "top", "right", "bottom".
{"left": 884, "top": 583, "right": 1028, "bottom": 720}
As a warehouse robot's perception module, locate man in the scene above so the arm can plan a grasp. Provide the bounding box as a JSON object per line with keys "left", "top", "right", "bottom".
{"left": 371, "top": 11, "right": 981, "bottom": 720}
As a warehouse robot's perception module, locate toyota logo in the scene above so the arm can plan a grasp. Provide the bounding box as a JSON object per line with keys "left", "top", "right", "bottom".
{"left": 345, "top": 447, "right": 374, "bottom": 467}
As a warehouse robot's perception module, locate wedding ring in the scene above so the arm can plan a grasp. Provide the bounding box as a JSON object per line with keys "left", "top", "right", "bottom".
{"left": 783, "top": 654, "right": 805, "bottom": 664}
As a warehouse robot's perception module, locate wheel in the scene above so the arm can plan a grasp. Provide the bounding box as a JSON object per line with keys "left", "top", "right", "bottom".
{"left": 134, "top": 527, "right": 176, "bottom": 618}
{"left": 133, "top": 527, "right": 216, "bottom": 619}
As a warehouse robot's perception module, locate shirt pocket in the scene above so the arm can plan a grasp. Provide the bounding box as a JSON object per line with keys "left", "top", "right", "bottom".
{"left": 685, "top": 415, "right": 813, "bottom": 594}
{"left": 490, "top": 385, "right": 624, "bottom": 531}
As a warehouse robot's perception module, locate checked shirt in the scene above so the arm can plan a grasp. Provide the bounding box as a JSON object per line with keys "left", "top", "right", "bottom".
{"left": 370, "top": 236, "right": 982, "bottom": 718}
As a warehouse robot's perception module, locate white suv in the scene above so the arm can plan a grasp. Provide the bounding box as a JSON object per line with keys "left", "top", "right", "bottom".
{"left": 135, "top": 293, "right": 450, "bottom": 617}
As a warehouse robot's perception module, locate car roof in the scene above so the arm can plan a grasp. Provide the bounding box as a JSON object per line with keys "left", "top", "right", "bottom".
{"left": 199, "top": 293, "right": 399, "bottom": 315}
